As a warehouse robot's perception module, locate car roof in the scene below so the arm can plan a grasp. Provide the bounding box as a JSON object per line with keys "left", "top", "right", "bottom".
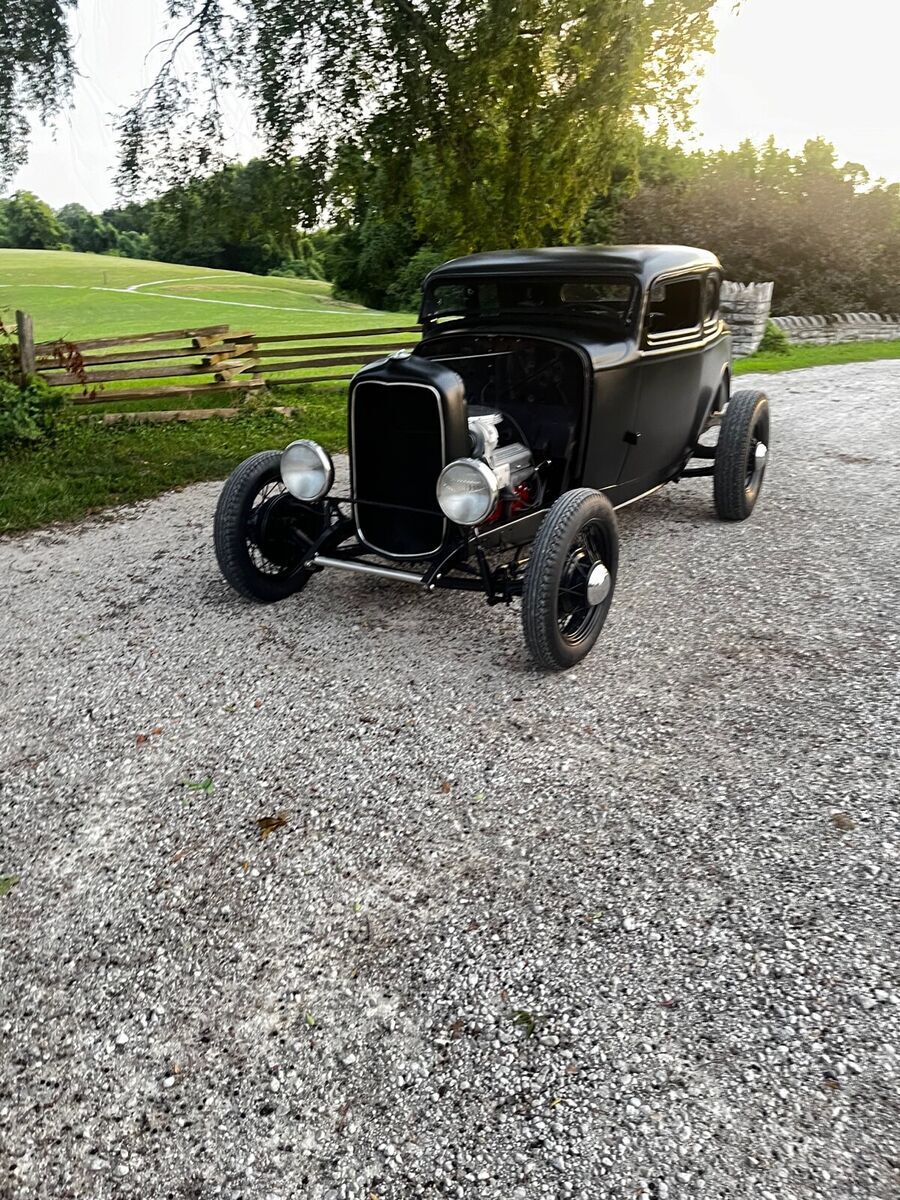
{"left": 425, "top": 244, "right": 721, "bottom": 287}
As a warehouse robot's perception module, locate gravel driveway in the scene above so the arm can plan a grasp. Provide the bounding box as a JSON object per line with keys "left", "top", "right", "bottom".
{"left": 1, "top": 362, "right": 898, "bottom": 1200}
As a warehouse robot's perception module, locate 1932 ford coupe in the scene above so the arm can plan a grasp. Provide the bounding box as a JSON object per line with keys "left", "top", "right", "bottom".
{"left": 214, "top": 246, "right": 771, "bottom": 669}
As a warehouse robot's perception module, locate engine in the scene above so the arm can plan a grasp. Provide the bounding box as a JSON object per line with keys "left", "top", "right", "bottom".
{"left": 466, "top": 406, "right": 539, "bottom": 523}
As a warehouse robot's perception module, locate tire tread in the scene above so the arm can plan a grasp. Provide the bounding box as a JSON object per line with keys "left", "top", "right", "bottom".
{"left": 714, "top": 389, "right": 769, "bottom": 521}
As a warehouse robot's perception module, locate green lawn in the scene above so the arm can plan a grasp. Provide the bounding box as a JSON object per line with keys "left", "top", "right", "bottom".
{"left": 0, "top": 249, "right": 416, "bottom": 411}
{"left": 0, "top": 412, "right": 315, "bottom": 534}
{"left": 0, "top": 249, "right": 414, "bottom": 342}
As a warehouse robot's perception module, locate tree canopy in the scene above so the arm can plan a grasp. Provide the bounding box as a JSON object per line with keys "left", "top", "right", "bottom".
{"left": 614, "top": 136, "right": 900, "bottom": 314}
{"left": 116, "top": 0, "right": 718, "bottom": 254}
{"left": 0, "top": 192, "right": 67, "bottom": 250}
{"left": 0, "top": 1, "right": 75, "bottom": 187}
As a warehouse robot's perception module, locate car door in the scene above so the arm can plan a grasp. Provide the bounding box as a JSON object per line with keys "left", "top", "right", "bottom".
{"left": 620, "top": 273, "right": 706, "bottom": 490}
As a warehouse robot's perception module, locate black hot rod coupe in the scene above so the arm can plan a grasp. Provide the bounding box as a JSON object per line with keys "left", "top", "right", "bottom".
{"left": 214, "top": 246, "right": 770, "bottom": 669}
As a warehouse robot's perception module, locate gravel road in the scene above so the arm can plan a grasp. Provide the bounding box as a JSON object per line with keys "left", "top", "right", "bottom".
{"left": 1, "top": 362, "right": 898, "bottom": 1200}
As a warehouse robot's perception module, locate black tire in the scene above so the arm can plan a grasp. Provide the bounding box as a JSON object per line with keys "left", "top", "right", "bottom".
{"left": 522, "top": 488, "right": 619, "bottom": 671}
{"left": 714, "top": 389, "right": 770, "bottom": 521}
{"left": 213, "top": 450, "right": 313, "bottom": 602}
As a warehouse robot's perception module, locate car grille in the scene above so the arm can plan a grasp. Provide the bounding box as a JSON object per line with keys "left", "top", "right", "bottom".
{"left": 351, "top": 379, "right": 446, "bottom": 558}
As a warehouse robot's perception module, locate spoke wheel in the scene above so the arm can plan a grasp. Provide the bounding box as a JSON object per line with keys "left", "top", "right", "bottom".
{"left": 214, "top": 451, "right": 318, "bottom": 602}
{"left": 522, "top": 489, "right": 619, "bottom": 671}
{"left": 556, "top": 520, "right": 613, "bottom": 647}
{"left": 245, "top": 483, "right": 299, "bottom": 576}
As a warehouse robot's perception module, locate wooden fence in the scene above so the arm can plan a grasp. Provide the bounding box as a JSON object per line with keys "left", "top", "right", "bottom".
{"left": 14, "top": 310, "right": 422, "bottom": 418}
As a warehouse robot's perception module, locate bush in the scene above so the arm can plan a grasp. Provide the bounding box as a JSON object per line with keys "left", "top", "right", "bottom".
{"left": 757, "top": 320, "right": 791, "bottom": 356}
{"left": 0, "top": 376, "right": 64, "bottom": 448}
{"left": 0, "top": 329, "right": 65, "bottom": 449}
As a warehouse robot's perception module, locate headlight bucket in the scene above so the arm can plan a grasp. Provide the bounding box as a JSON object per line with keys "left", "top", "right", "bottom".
{"left": 436, "top": 457, "right": 499, "bottom": 526}
{"left": 280, "top": 440, "right": 334, "bottom": 501}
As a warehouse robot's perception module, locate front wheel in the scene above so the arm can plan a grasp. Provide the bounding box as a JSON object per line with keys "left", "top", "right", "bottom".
{"left": 714, "top": 389, "right": 770, "bottom": 521}
{"left": 214, "top": 450, "right": 314, "bottom": 602}
{"left": 522, "top": 488, "right": 619, "bottom": 671}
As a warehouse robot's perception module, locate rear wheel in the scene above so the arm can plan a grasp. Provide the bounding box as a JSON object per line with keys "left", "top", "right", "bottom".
{"left": 714, "top": 389, "right": 770, "bottom": 521}
{"left": 214, "top": 450, "right": 315, "bottom": 602}
{"left": 522, "top": 488, "right": 619, "bottom": 671}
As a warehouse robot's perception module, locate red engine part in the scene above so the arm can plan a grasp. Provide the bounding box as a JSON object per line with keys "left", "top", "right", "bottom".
{"left": 481, "top": 480, "right": 537, "bottom": 527}
{"left": 507, "top": 481, "right": 536, "bottom": 518}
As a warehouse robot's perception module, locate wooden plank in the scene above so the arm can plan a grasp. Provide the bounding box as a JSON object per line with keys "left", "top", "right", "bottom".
{"left": 37, "top": 343, "right": 233, "bottom": 369}
{"left": 70, "top": 380, "right": 265, "bottom": 405}
{"left": 196, "top": 329, "right": 252, "bottom": 348}
{"left": 265, "top": 373, "right": 357, "bottom": 387}
{"left": 227, "top": 325, "right": 420, "bottom": 345}
{"left": 254, "top": 353, "right": 389, "bottom": 376}
{"left": 214, "top": 359, "right": 259, "bottom": 382}
{"left": 252, "top": 340, "right": 414, "bottom": 360}
{"left": 43, "top": 361, "right": 230, "bottom": 387}
{"left": 95, "top": 404, "right": 298, "bottom": 426}
{"left": 34, "top": 324, "right": 230, "bottom": 354}
{"left": 98, "top": 408, "right": 244, "bottom": 425}
{"left": 202, "top": 344, "right": 256, "bottom": 367}
{"left": 16, "top": 311, "right": 36, "bottom": 377}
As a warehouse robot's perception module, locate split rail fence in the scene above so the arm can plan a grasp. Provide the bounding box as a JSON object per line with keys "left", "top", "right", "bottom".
{"left": 13, "top": 310, "right": 422, "bottom": 422}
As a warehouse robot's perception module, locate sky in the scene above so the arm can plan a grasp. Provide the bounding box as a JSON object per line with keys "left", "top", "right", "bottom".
{"left": 10, "top": 0, "right": 900, "bottom": 211}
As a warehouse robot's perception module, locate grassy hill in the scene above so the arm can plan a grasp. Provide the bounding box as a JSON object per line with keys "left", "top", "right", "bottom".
{"left": 0, "top": 249, "right": 415, "bottom": 342}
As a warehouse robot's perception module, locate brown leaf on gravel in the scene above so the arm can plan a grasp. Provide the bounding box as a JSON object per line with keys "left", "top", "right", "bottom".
{"left": 151, "top": 727, "right": 163, "bottom": 736}
{"left": 830, "top": 812, "right": 856, "bottom": 832}
{"left": 135, "top": 733, "right": 149, "bottom": 745}
{"left": 440, "top": 780, "right": 452, "bottom": 794}
{"left": 256, "top": 813, "right": 290, "bottom": 841}
{"left": 254, "top": 699, "right": 263, "bottom": 709}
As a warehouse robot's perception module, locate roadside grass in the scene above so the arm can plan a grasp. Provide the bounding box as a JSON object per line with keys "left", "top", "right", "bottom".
{"left": 2, "top": 339, "right": 899, "bottom": 536}
{"left": 734, "top": 338, "right": 900, "bottom": 374}
{"left": 0, "top": 411, "right": 312, "bottom": 534}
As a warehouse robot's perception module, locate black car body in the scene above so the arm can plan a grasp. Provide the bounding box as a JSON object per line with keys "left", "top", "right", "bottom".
{"left": 215, "top": 245, "right": 771, "bottom": 669}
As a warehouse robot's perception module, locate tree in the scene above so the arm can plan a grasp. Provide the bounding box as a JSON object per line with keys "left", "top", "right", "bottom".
{"left": 0, "top": 1, "right": 75, "bottom": 186}
{"left": 3, "top": 191, "right": 67, "bottom": 249}
{"left": 56, "top": 203, "right": 119, "bottom": 254}
{"left": 613, "top": 137, "right": 900, "bottom": 314}
{"left": 118, "top": 1, "right": 719, "bottom": 253}
{"left": 146, "top": 158, "right": 315, "bottom": 274}
{"left": 102, "top": 200, "right": 157, "bottom": 236}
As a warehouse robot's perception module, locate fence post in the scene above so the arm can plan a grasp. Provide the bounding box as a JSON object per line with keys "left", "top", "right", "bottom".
{"left": 16, "top": 311, "right": 35, "bottom": 380}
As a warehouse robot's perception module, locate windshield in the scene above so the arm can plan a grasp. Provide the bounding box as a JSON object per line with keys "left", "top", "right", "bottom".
{"left": 422, "top": 274, "right": 639, "bottom": 331}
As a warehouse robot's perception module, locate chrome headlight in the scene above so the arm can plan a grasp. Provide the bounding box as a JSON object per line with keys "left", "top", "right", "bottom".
{"left": 280, "top": 440, "right": 334, "bottom": 501}
{"left": 436, "top": 458, "right": 499, "bottom": 526}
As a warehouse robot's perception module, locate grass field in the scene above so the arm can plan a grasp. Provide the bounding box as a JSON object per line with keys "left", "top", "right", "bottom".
{"left": 0, "top": 249, "right": 418, "bottom": 413}
{"left": 0, "top": 249, "right": 414, "bottom": 342}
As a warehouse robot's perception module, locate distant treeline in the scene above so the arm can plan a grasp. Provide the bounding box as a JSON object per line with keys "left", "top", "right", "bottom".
{"left": 3, "top": 137, "right": 898, "bottom": 316}
{"left": 0, "top": 159, "right": 330, "bottom": 282}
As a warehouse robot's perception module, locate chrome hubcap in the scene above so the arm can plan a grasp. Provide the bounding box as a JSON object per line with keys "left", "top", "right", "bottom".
{"left": 747, "top": 439, "right": 768, "bottom": 492}
{"left": 586, "top": 561, "right": 612, "bottom": 606}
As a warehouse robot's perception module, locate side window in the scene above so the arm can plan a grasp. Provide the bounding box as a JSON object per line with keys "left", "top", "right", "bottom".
{"left": 703, "top": 274, "right": 721, "bottom": 327}
{"left": 646, "top": 277, "right": 702, "bottom": 341}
